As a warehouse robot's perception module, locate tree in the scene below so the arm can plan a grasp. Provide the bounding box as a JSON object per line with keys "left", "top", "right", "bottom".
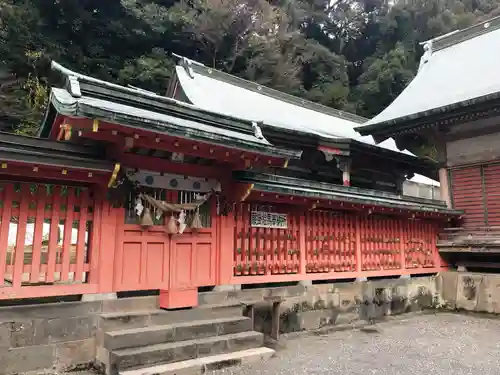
{"left": 354, "top": 43, "right": 415, "bottom": 117}
{"left": 122, "top": 0, "right": 350, "bottom": 101}
{"left": 1, "top": 0, "right": 499, "bottom": 137}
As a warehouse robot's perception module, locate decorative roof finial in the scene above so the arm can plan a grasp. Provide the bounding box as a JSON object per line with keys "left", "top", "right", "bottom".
{"left": 252, "top": 121, "right": 265, "bottom": 140}
{"left": 418, "top": 40, "right": 433, "bottom": 73}
{"left": 178, "top": 56, "right": 195, "bottom": 79}
{"left": 66, "top": 75, "right": 81, "bottom": 98}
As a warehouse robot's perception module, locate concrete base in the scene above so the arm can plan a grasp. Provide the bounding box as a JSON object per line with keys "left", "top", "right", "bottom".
{"left": 159, "top": 288, "right": 198, "bottom": 309}
{"left": 457, "top": 266, "right": 468, "bottom": 272}
{"left": 355, "top": 277, "right": 367, "bottom": 282}
{"left": 81, "top": 293, "right": 117, "bottom": 302}
{"left": 214, "top": 284, "right": 242, "bottom": 292}
{"left": 399, "top": 275, "right": 411, "bottom": 279}
{"left": 299, "top": 280, "right": 313, "bottom": 287}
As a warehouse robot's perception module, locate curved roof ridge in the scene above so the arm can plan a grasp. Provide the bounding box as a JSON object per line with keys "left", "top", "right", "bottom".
{"left": 426, "top": 15, "right": 500, "bottom": 51}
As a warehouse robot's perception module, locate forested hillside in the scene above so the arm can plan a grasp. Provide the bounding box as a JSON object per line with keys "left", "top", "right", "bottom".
{"left": 1, "top": 0, "right": 499, "bottom": 135}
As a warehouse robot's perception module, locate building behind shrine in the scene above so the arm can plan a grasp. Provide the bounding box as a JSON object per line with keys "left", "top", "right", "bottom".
{"left": 357, "top": 16, "right": 500, "bottom": 269}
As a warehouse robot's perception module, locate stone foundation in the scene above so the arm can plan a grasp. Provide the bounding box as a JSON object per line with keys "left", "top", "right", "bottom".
{"left": 437, "top": 271, "right": 500, "bottom": 313}
{"left": 199, "top": 276, "right": 440, "bottom": 335}
{"left": 0, "top": 296, "right": 159, "bottom": 374}
{"left": 0, "top": 276, "right": 440, "bottom": 374}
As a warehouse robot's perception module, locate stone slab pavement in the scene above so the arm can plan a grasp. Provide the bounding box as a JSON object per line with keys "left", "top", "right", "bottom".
{"left": 211, "top": 313, "right": 500, "bottom": 375}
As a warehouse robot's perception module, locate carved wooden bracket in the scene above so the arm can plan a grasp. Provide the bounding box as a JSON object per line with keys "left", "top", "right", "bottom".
{"left": 336, "top": 157, "right": 352, "bottom": 187}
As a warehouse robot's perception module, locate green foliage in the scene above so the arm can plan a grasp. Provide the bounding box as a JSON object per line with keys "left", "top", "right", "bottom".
{"left": 355, "top": 43, "right": 415, "bottom": 117}
{"left": 17, "top": 73, "right": 49, "bottom": 136}
{"left": 1, "top": 0, "right": 499, "bottom": 137}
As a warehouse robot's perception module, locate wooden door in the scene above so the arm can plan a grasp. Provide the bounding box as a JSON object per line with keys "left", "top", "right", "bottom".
{"left": 114, "top": 189, "right": 216, "bottom": 293}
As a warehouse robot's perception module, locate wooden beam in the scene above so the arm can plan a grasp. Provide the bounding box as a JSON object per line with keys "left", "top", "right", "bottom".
{"left": 109, "top": 150, "right": 227, "bottom": 179}
{"left": 0, "top": 164, "right": 109, "bottom": 185}
{"left": 247, "top": 191, "right": 453, "bottom": 220}
{"left": 66, "top": 117, "right": 287, "bottom": 168}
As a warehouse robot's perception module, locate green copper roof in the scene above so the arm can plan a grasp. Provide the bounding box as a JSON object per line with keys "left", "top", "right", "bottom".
{"left": 233, "top": 171, "right": 460, "bottom": 214}
{"left": 41, "top": 62, "right": 301, "bottom": 160}
{"left": 357, "top": 16, "right": 500, "bottom": 137}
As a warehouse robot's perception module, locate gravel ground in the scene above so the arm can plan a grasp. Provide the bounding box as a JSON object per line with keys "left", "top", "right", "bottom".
{"left": 210, "top": 313, "right": 500, "bottom": 375}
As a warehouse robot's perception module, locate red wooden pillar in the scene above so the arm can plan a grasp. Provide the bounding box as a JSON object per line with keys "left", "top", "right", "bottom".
{"left": 431, "top": 222, "right": 443, "bottom": 268}
{"left": 89, "top": 190, "right": 119, "bottom": 293}
{"left": 399, "top": 220, "right": 406, "bottom": 271}
{"left": 299, "top": 213, "right": 306, "bottom": 276}
{"left": 218, "top": 213, "right": 235, "bottom": 285}
{"left": 355, "top": 215, "right": 362, "bottom": 274}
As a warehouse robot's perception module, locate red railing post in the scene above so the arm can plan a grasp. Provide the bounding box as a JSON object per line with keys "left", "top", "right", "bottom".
{"left": 87, "top": 190, "right": 102, "bottom": 286}
{"left": 0, "top": 184, "right": 13, "bottom": 285}
{"left": 355, "top": 215, "right": 362, "bottom": 274}
{"left": 399, "top": 220, "right": 406, "bottom": 271}
{"left": 12, "top": 184, "right": 30, "bottom": 288}
{"left": 299, "top": 213, "right": 306, "bottom": 276}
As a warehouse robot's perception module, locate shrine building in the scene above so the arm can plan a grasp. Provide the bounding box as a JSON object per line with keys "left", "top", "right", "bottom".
{"left": 0, "top": 57, "right": 461, "bottom": 310}
{"left": 357, "top": 16, "right": 500, "bottom": 269}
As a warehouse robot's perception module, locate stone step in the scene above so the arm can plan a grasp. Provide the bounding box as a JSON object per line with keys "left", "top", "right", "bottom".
{"left": 119, "top": 347, "right": 275, "bottom": 375}
{"left": 110, "top": 331, "right": 264, "bottom": 372}
{"left": 198, "top": 285, "right": 305, "bottom": 306}
{"left": 104, "top": 316, "right": 253, "bottom": 351}
{"left": 99, "top": 302, "right": 244, "bottom": 332}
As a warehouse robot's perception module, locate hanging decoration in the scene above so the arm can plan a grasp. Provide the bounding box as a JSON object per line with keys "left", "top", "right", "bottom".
{"left": 189, "top": 207, "right": 203, "bottom": 230}
{"left": 140, "top": 207, "right": 154, "bottom": 228}
{"left": 165, "top": 216, "right": 178, "bottom": 234}
{"left": 137, "top": 192, "right": 211, "bottom": 234}
{"left": 140, "top": 192, "right": 211, "bottom": 213}
{"left": 135, "top": 197, "right": 144, "bottom": 216}
{"left": 178, "top": 210, "right": 187, "bottom": 234}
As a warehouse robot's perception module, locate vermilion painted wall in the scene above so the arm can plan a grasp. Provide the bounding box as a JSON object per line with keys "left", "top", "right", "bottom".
{"left": 0, "top": 181, "right": 446, "bottom": 307}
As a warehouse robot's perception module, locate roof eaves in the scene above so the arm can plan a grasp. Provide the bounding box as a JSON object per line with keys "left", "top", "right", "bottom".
{"left": 232, "top": 171, "right": 461, "bottom": 215}
{"left": 252, "top": 182, "right": 461, "bottom": 214}
{"left": 0, "top": 148, "right": 113, "bottom": 172}
{"left": 262, "top": 119, "right": 436, "bottom": 175}
{"left": 0, "top": 134, "right": 113, "bottom": 172}
{"left": 357, "top": 16, "right": 500, "bottom": 138}
{"left": 50, "top": 93, "right": 301, "bottom": 160}
{"left": 0, "top": 131, "right": 105, "bottom": 157}
{"left": 49, "top": 61, "right": 278, "bottom": 138}
{"left": 356, "top": 90, "right": 500, "bottom": 137}
{"left": 259, "top": 123, "right": 320, "bottom": 147}
{"left": 349, "top": 139, "right": 435, "bottom": 167}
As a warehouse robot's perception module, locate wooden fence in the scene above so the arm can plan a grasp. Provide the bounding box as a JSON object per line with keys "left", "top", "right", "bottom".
{"left": 0, "top": 181, "right": 100, "bottom": 300}
{"left": 0, "top": 183, "right": 446, "bottom": 301}
{"left": 232, "top": 204, "right": 444, "bottom": 283}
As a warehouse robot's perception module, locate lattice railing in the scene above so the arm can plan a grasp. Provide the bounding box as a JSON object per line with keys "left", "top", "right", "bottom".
{"left": 232, "top": 204, "right": 441, "bottom": 278}
{"left": 233, "top": 203, "right": 300, "bottom": 276}
{"left": 305, "top": 210, "right": 357, "bottom": 273}
{"left": 0, "top": 182, "right": 95, "bottom": 290}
